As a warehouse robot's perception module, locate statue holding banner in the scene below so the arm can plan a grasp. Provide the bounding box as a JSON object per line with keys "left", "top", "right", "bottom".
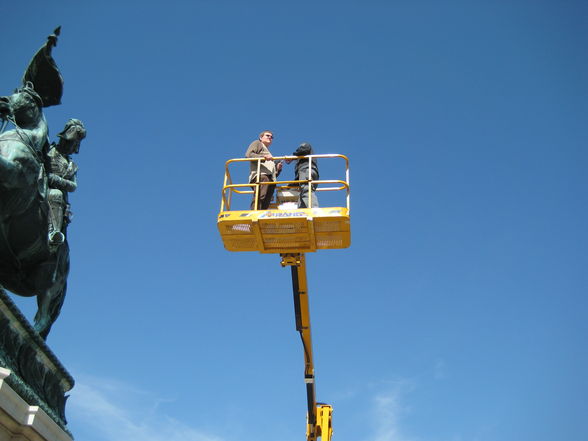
{"left": 0, "top": 27, "right": 85, "bottom": 339}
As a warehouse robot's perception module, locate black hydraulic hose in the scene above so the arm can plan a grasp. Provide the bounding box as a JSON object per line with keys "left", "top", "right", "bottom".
{"left": 291, "top": 265, "right": 302, "bottom": 331}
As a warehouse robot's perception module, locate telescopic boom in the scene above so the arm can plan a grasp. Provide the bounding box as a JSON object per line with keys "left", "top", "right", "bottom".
{"left": 281, "top": 253, "right": 333, "bottom": 441}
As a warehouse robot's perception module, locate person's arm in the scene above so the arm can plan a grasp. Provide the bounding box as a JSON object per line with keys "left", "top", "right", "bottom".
{"left": 246, "top": 140, "right": 271, "bottom": 159}
{"left": 274, "top": 160, "right": 283, "bottom": 176}
{"left": 48, "top": 173, "right": 77, "bottom": 192}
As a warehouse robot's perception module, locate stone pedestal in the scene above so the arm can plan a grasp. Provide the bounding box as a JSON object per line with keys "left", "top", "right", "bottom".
{"left": 0, "top": 368, "right": 72, "bottom": 441}
{"left": 0, "top": 290, "right": 74, "bottom": 441}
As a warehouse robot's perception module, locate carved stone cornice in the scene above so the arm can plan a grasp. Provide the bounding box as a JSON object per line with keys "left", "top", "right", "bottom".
{"left": 0, "top": 288, "right": 74, "bottom": 432}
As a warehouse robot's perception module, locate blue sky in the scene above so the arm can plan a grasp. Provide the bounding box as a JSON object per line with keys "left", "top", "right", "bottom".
{"left": 2, "top": 1, "right": 587, "bottom": 440}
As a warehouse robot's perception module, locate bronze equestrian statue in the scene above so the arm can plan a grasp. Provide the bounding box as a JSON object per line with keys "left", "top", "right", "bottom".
{"left": 0, "top": 28, "right": 85, "bottom": 339}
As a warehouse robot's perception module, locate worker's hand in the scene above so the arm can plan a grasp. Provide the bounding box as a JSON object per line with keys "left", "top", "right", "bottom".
{"left": 264, "top": 154, "right": 273, "bottom": 160}
{"left": 277, "top": 161, "right": 283, "bottom": 172}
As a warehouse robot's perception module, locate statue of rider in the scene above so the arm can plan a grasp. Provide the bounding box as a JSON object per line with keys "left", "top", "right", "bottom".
{"left": 45, "top": 118, "right": 86, "bottom": 248}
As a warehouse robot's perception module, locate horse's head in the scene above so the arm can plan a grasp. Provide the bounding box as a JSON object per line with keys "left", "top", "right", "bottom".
{"left": 0, "top": 83, "right": 43, "bottom": 129}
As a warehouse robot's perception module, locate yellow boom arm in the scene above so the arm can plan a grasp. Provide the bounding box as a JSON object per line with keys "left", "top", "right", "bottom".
{"left": 281, "top": 253, "right": 333, "bottom": 441}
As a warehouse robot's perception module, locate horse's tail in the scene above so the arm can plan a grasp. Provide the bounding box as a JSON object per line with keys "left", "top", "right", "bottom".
{"left": 35, "top": 280, "right": 67, "bottom": 340}
{"left": 34, "top": 242, "right": 70, "bottom": 340}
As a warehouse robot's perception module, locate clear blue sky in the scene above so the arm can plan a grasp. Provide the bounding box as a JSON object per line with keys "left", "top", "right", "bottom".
{"left": 3, "top": 1, "right": 587, "bottom": 440}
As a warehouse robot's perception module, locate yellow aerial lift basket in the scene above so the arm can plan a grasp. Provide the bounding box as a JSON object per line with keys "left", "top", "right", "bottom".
{"left": 217, "top": 154, "right": 351, "bottom": 253}
{"left": 217, "top": 153, "right": 350, "bottom": 440}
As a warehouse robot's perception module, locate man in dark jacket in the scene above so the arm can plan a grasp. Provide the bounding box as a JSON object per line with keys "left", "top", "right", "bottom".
{"left": 290, "top": 142, "right": 319, "bottom": 208}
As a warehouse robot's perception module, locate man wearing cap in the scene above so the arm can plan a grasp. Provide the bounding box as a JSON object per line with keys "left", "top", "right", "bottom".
{"left": 289, "top": 142, "right": 319, "bottom": 208}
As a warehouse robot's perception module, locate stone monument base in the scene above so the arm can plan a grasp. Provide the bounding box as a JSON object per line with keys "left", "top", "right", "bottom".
{"left": 0, "top": 289, "right": 74, "bottom": 441}
{"left": 0, "top": 369, "right": 72, "bottom": 441}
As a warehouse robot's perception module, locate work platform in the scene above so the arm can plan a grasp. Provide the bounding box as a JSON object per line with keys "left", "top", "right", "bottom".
{"left": 217, "top": 154, "right": 351, "bottom": 254}
{"left": 217, "top": 152, "right": 349, "bottom": 440}
{"left": 218, "top": 207, "right": 350, "bottom": 253}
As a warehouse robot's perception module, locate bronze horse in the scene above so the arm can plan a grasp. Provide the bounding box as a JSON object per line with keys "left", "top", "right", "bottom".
{"left": 0, "top": 84, "right": 70, "bottom": 339}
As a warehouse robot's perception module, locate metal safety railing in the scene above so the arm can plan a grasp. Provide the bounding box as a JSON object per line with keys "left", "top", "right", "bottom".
{"left": 220, "top": 154, "right": 350, "bottom": 212}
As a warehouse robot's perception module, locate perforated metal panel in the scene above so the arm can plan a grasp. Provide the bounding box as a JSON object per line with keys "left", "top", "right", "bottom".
{"left": 218, "top": 208, "right": 350, "bottom": 253}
